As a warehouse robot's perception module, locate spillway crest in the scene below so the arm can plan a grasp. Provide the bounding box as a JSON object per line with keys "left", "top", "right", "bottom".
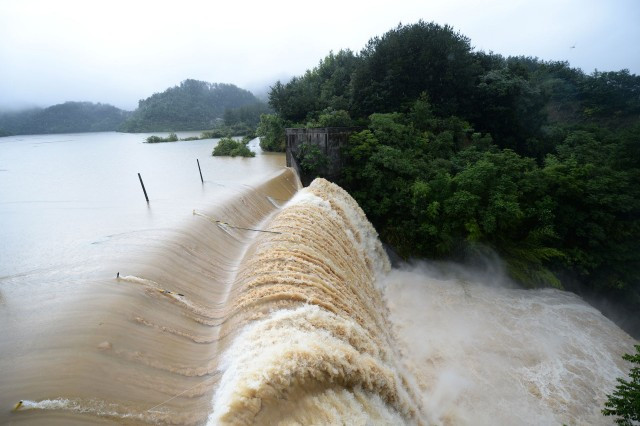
{"left": 209, "top": 178, "right": 423, "bottom": 424}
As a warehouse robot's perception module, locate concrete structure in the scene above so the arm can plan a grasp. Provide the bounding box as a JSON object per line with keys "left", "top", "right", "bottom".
{"left": 285, "top": 127, "right": 362, "bottom": 186}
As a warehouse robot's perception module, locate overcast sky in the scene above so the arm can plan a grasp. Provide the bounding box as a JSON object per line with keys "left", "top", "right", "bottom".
{"left": 1, "top": 0, "right": 638, "bottom": 111}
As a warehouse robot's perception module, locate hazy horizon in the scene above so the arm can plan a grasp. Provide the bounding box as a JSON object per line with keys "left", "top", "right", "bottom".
{"left": 1, "top": 0, "right": 639, "bottom": 111}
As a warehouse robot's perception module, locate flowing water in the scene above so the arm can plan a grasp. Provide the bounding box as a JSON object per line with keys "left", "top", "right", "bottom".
{"left": 383, "top": 263, "right": 637, "bottom": 425}
{"left": 0, "top": 132, "right": 637, "bottom": 425}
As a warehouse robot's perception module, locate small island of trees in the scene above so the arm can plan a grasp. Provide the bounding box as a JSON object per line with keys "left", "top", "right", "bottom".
{"left": 145, "top": 133, "right": 179, "bottom": 143}
{"left": 212, "top": 136, "right": 255, "bottom": 157}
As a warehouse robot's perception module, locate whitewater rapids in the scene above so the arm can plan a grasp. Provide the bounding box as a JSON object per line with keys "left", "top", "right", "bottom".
{"left": 208, "top": 178, "right": 422, "bottom": 424}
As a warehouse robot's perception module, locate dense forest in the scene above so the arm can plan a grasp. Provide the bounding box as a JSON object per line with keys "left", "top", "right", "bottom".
{"left": 260, "top": 21, "right": 640, "bottom": 334}
{"left": 119, "top": 79, "right": 260, "bottom": 132}
{"left": 0, "top": 102, "right": 130, "bottom": 135}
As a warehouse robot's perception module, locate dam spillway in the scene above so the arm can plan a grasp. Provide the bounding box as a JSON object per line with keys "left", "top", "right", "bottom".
{"left": 1, "top": 170, "right": 423, "bottom": 425}
{"left": 210, "top": 178, "right": 422, "bottom": 424}
{"left": 1, "top": 168, "right": 637, "bottom": 425}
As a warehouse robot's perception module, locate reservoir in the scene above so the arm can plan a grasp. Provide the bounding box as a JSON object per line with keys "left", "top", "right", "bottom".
{"left": 0, "top": 132, "right": 284, "bottom": 276}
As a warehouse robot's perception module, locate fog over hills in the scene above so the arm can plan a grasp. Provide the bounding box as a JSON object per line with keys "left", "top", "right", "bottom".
{"left": 0, "top": 79, "right": 264, "bottom": 135}
{"left": 0, "top": 1, "right": 637, "bottom": 111}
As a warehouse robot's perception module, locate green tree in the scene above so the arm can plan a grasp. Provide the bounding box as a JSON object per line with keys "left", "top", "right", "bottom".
{"left": 472, "top": 67, "right": 546, "bottom": 154}
{"left": 581, "top": 69, "right": 640, "bottom": 118}
{"left": 308, "top": 108, "right": 353, "bottom": 128}
{"left": 350, "top": 21, "right": 481, "bottom": 118}
{"left": 256, "top": 113, "right": 286, "bottom": 152}
{"left": 542, "top": 132, "right": 640, "bottom": 294}
{"left": 602, "top": 345, "right": 640, "bottom": 425}
{"left": 296, "top": 143, "right": 329, "bottom": 175}
{"left": 269, "top": 50, "right": 359, "bottom": 122}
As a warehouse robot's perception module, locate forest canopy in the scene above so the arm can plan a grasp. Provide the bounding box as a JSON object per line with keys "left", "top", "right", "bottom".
{"left": 265, "top": 20, "right": 640, "bottom": 332}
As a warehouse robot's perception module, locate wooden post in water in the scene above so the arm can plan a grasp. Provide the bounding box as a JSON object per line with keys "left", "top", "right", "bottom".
{"left": 138, "top": 173, "right": 149, "bottom": 202}
{"left": 197, "top": 159, "right": 204, "bottom": 183}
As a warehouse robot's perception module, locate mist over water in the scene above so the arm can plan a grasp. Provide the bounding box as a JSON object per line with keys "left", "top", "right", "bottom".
{"left": 1, "top": 134, "right": 636, "bottom": 424}
{"left": 383, "top": 261, "right": 637, "bottom": 425}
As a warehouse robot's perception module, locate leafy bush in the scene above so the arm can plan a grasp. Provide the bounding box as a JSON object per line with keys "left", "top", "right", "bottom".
{"left": 296, "top": 143, "right": 329, "bottom": 174}
{"left": 212, "top": 137, "right": 255, "bottom": 157}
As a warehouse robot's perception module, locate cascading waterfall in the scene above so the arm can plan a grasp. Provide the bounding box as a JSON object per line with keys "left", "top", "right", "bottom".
{"left": 208, "top": 178, "right": 423, "bottom": 425}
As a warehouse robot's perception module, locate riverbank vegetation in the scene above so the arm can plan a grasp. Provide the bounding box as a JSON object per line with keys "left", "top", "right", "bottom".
{"left": 264, "top": 21, "right": 640, "bottom": 334}
{"left": 212, "top": 136, "right": 255, "bottom": 157}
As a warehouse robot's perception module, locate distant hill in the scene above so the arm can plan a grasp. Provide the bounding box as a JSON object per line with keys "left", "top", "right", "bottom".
{"left": 119, "top": 79, "right": 259, "bottom": 132}
{"left": 0, "top": 102, "right": 130, "bottom": 135}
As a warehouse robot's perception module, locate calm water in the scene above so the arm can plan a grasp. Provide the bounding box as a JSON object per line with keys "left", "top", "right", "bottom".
{"left": 0, "top": 132, "right": 284, "bottom": 276}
